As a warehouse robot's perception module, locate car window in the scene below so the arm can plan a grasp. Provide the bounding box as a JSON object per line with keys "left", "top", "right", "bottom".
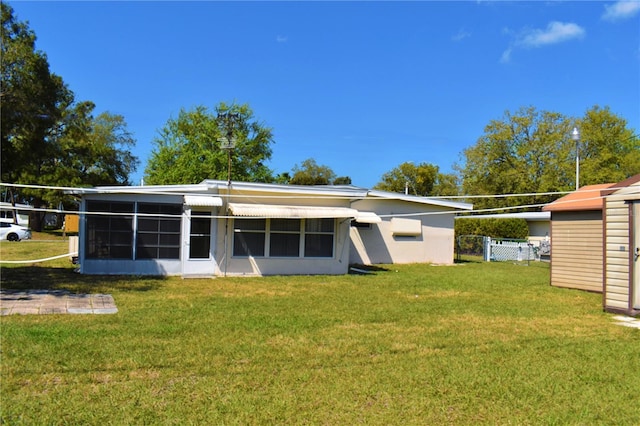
{"left": 0, "top": 222, "right": 10, "bottom": 228}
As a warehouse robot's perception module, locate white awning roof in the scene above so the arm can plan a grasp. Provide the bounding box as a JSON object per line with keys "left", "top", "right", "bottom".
{"left": 184, "top": 195, "right": 223, "bottom": 207}
{"left": 354, "top": 211, "right": 382, "bottom": 223}
{"left": 228, "top": 203, "right": 358, "bottom": 219}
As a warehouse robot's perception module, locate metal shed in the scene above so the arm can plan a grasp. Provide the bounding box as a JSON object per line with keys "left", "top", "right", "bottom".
{"left": 602, "top": 174, "right": 640, "bottom": 316}
{"left": 542, "top": 183, "right": 615, "bottom": 293}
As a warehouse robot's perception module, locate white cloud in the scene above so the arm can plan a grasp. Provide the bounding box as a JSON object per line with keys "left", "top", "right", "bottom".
{"left": 500, "top": 21, "right": 586, "bottom": 63}
{"left": 500, "top": 48, "right": 512, "bottom": 64}
{"left": 519, "top": 21, "right": 585, "bottom": 47}
{"left": 602, "top": 1, "right": 640, "bottom": 21}
{"left": 452, "top": 28, "right": 471, "bottom": 42}
{"left": 276, "top": 35, "right": 288, "bottom": 43}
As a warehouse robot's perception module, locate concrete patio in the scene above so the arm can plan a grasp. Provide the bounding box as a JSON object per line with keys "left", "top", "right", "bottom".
{"left": 0, "top": 290, "right": 117, "bottom": 315}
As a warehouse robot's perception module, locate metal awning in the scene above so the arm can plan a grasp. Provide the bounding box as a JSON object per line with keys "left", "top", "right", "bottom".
{"left": 354, "top": 211, "right": 382, "bottom": 224}
{"left": 184, "top": 195, "right": 223, "bottom": 207}
{"left": 228, "top": 203, "right": 359, "bottom": 219}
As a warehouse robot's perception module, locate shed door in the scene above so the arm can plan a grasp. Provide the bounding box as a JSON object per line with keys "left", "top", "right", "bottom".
{"left": 633, "top": 202, "right": 640, "bottom": 310}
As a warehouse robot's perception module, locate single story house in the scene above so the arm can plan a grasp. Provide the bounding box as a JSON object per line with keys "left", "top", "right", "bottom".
{"left": 542, "top": 183, "right": 615, "bottom": 293}
{"left": 71, "top": 180, "right": 472, "bottom": 277}
{"left": 602, "top": 174, "right": 640, "bottom": 316}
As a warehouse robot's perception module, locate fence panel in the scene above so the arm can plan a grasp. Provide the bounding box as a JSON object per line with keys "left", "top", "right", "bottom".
{"left": 455, "top": 235, "right": 487, "bottom": 262}
{"left": 489, "top": 238, "right": 535, "bottom": 265}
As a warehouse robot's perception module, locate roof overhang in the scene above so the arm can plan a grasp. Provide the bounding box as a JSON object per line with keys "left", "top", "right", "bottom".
{"left": 184, "top": 195, "right": 223, "bottom": 207}
{"left": 354, "top": 211, "right": 382, "bottom": 223}
{"left": 228, "top": 203, "right": 359, "bottom": 219}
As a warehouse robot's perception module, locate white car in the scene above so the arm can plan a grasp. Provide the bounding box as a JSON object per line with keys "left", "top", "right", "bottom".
{"left": 0, "top": 222, "right": 32, "bottom": 241}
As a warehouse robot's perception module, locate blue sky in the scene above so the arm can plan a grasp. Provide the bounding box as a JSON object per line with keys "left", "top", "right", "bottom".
{"left": 9, "top": 1, "right": 640, "bottom": 188}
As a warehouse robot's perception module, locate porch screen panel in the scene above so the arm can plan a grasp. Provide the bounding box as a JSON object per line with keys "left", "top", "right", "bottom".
{"left": 86, "top": 201, "right": 134, "bottom": 259}
{"left": 136, "top": 203, "right": 182, "bottom": 259}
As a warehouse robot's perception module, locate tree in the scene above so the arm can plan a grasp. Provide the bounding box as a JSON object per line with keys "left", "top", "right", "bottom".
{"left": 577, "top": 105, "right": 640, "bottom": 185}
{"left": 374, "top": 162, "right": 459, "bottom": 196}
{"left": 1, "top": 2, "right": 72, "bottom": 184}
{"left": 144, "top": 103, "right": 274, "bottom": 184}
{"left": 54, "top": 102, "right": 138, "bottom": 188}
{"left": 289, "top": 158, "right": 337, "bottom": 185}
{"left": 1, "top": 4, "right": 139, "bottom": 230}
{"left": 457, "top": 105, "right": 639, "bottom": 211}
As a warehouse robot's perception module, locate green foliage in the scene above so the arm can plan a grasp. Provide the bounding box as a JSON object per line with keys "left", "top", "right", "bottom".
{"left": 578, "top": 105, "right": 640, "bottom": 184}
{"left": 1, "top": 4, "right": 138, "bottom": 230}
{"left": 290, "top": 158, "right": 339, "bottom": 185}
{"left": 144, "top": 103, "right": 274, "bottom": 184}
{"left": 458, "top": 105, "right": 639, "bottom": 210}
{"left": 455, "top": 217, "right": 529, "bottom": 240}
{"left": 1, "top": 2, "right": 73, "bottom": 184}
{"left": 375, "top": 162, "right": 459, "bottom": 196}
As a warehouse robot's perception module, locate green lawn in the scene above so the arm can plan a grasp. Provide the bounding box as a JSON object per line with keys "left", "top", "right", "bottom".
{"left": 1, "top": 240, "right": 639, "bottom": 424}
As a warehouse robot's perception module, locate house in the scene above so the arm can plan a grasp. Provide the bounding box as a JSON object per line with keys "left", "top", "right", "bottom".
{"left": 0, "top": 202, "right": 30, "bottom": 226}
{"left": 350, "top": 191, "right": 472, "bottom": 265}
{"left": 602, "top": 174, "right": 640, "bottom": 316}
{"left": 71, "top": 180, "right": 472, "bottom": 277}
{"left": 542, "top": 183, "right": 616, "bottom": 293}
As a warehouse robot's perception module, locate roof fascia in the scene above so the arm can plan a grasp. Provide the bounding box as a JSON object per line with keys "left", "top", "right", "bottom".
{"left": 203, "top": 180, "right": 369, "bottom": 198}
{"left": 365, "top": 190, "right": 473, "bottom": 211}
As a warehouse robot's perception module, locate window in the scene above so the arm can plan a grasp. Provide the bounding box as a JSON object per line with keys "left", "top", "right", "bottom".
{"left": 233, "top": 219, "right": 266, "bottom": 257}
{"left": 232, "top": 218, "right": 335, "bottom": 258}
{"left": 86, "top": 201, "right": 134, "bottom": 259}
{"left": 304, "top": 218, "right": 334, "bottom": 257}
{"left": 270, "top": 219, "right": 301, "bottom": 257}
{"left": 189, "top": 211, "right": 211, "bottom": 259}
{"left": 136, "top": 203, "right": 182, "bottom": 259}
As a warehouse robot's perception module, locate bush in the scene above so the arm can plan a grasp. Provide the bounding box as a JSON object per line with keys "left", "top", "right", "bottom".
{"left": 455, "top": 217, "right": 529, "bottom": 240}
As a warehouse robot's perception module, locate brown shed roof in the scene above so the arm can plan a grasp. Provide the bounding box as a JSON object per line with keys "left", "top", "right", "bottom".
{"left": 542, "top": 183, "right": 616, "bottom": 212}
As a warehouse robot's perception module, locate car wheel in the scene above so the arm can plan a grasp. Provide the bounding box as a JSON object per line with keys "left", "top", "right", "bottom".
{"left": 7, "top": 233, "right": 20, "bottom": 242}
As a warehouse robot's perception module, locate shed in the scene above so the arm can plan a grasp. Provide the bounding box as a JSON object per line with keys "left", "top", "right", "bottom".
{"left": 602, "top": 174, "right": 640, "bottom": 316}
{"left": 542, "top": 183, "right": 615, "bottom": 292}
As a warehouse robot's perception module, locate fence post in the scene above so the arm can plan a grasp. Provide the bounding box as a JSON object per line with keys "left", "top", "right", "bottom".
{"left": 483, "top": 236, "right": 491, "bottom": 262}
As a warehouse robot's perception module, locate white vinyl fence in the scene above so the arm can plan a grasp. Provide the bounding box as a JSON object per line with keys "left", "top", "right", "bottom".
{"left": 484, "top": 238, "right": 535, "bottom": 264}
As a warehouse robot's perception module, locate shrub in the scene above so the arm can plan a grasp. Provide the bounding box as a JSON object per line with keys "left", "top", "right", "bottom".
{"left": 455, "top": 217, "right": 529, "bottom": 240}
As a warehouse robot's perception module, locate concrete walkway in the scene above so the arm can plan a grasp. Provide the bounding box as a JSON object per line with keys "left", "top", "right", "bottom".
{"left": 0, "top": 290, "right": 117, "bottom": 315}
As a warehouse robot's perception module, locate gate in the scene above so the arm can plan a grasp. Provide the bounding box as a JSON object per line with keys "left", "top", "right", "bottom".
{"left": 455, "top": 235, "right": 487, "bottom": 262}
{"left": 487, "top": 238, "right": 535, "bottom": 265}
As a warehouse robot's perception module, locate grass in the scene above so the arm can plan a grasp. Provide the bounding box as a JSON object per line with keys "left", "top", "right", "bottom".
{"left": 1, "top": 240, "right": 639, "bottom": 424}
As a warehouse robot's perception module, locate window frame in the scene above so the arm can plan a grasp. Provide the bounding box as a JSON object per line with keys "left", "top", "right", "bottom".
{"left": 135, "top": 203, "right": 182, "bottom": 260}
{"left": 85, "top": 201, "right": 135, "bottom": 259}
{"left": 232, "top": 217, "right": 336, "bottom": 259}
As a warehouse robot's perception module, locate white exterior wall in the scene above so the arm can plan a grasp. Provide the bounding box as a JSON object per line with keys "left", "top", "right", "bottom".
{"left": 214, "top": 188, "right": 353, "bottom": 276}
{"left": 604, "top": 180, "right": 640, "bottom": 313}
{"left": 350, "top": 198, "right": 457, "bottom": 265}
{"left": 79, "top": 193, "right": 197, "bottom": 276}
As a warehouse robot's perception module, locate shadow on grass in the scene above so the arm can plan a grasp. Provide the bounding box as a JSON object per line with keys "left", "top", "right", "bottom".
{"left": 349, "top": 264, "right": 392, "bottom": 275}
{"left": 0, "top": 266, "right": 166, "bottom": 294}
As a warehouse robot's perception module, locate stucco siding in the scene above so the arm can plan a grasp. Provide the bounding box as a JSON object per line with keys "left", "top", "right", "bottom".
{"left": 350, "top": 198, "right": 457, "bottom": 265}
